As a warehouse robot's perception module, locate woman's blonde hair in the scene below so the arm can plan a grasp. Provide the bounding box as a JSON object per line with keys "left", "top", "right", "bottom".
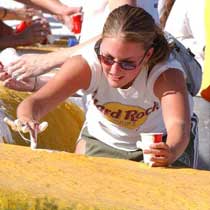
{"left": 102, "top": 5, "right": 170, "bottom": 70}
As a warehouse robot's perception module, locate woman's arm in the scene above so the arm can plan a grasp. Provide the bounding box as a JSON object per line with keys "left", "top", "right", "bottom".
{"left": 17, "top": 55, "right": 91, "bottom": 125}
{"left": 151, "top": 69, "right": 191, "bottom": 166}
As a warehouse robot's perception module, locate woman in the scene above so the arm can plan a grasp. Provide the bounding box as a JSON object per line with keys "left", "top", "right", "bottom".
{"left": 16, "top": 5, "right": 196, "bottom": 167}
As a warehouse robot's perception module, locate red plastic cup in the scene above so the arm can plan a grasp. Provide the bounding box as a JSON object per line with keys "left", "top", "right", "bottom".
{"left": 71, "top": 13, "right": 82, "bottom": 34}
{"left": 15, "top": 21, "right": 28, "bottom": 33}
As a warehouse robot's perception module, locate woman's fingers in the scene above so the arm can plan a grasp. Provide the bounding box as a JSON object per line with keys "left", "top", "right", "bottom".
{"left": 143, "top": 142, "right": 171, "bottom": 166}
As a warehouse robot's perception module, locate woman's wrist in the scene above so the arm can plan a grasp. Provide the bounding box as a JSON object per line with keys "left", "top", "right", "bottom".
{"left": 167, "top": 143, "right": 188, "bottom": 165}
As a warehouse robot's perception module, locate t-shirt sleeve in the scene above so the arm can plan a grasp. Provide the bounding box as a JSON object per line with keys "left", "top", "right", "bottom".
{"left": 146, "top": 55, "right": 186, "bottom": 98}
{"left": 76, "top": 44, "right": 102, "bottom": 95}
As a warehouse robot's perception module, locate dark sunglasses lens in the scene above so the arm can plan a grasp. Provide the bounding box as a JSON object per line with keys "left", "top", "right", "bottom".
{"left": 99, "top": 55, "right": 137, "bottom": 70}
{"left": 100, "top": 55, "right": 114, "bottom": 65}
{"left": 120, "top": 62, "right": 136, "bottom": 70}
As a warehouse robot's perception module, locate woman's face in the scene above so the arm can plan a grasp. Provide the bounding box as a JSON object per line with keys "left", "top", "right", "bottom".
{"left": 99, "top": 37, "right": 151, "bottom": 89}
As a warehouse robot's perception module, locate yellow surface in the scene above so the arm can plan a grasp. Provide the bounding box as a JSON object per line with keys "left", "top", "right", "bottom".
{"left": 200, "top": 0, "right": 210, "bottom": 100}
{"left": 16, "top": 37, "right": 69, "bottom": 53}
{"left": 0, "top": 143, "right": 210, "bottom": 210}
{"left": 0, "top": 85, "right": 85, "bottom": 152}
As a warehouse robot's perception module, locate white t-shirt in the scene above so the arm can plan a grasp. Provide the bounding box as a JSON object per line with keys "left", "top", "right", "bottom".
{"left": 80, "top": 0, "right": 160, "bottom": 43}
{"left": 79, "top": 45, "right": 193, "bottom": 151}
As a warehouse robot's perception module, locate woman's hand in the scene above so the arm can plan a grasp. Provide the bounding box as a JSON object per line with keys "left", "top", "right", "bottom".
{"left": 143, "top": 142, "right": 175, "bottom": 167}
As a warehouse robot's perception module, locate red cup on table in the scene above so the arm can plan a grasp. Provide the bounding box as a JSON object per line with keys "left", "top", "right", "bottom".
{"left": 137, "top": 133, "right": 163, "bottom": 165}
{"left": 71, "top": 13, "right": 82, "bottom": 34}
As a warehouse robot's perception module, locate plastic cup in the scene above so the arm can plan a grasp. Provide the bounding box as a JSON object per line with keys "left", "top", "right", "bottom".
{"left": 71, "top": 13, "right": 82, "bottom": 34}
{"left": 15, "top": 21, "right": 28, "bottom": 33}
{"left": 137, "top": 133, "right": 163, "bottom": 165}
{"left": 0, "top": 48, "right": 19, "bottom": 68}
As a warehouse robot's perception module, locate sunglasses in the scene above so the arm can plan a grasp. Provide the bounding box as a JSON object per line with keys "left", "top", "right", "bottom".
{"left": 94, "top": 38, "right": 149, "bottom": 71}
{"left": 97, "top": 54, "right": 148, "bottom": 70}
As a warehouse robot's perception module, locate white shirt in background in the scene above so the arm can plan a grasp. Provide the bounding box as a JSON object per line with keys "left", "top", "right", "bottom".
{"left": 80, "top": 0, "right": 160, "bottom": 43}
{"left": 164, "top": 0, "right": 205, "bottom": 69}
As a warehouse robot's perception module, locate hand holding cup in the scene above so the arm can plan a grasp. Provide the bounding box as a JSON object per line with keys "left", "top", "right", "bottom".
{"left": 136, "top": 133, "right": 163, "bottom": 166}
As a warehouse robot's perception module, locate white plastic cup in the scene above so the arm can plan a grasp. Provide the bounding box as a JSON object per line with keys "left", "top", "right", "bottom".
{"left": 0, "top": 48, "right": 19, "bottom": 68}
{"left": 137, "top": 133, "right": 163, "bottom": 165}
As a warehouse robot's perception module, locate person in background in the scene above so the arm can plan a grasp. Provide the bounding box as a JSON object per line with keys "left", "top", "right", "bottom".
{"left": 80, "top": 0, "right": 160, "bottom": 43}
{"left": 164, "top": 0, "right": 205, "bottom": 69}
{"left": 3, "top": 0, "right": 160, "bottom": 82}
{"left": 157, "top": 0, "right": 175, "bottom": 29}
{"left": 16, "top": 5, "right": 197, "bottom": 168}
{"left": 0, "top": 6, "right": 37, "bottom": 21}
{"left": 0, "top": 19, "right": 50, "bottom": 49}
{"left": 0, "top": 0, "right": 82, "bottom": 52}
{"left": 14, "top": 0, "right": 81, "bottom": 28}
{"left": 0, "top": 2, "right": 52, "bottom": 49}
{"left": 0, "top": 0, "right": 82, "bottom": 48}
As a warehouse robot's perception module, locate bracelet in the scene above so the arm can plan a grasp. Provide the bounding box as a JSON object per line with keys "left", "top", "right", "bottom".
{"left": 1, "top": 8, "right": 7, "bottom": 19}
{"left": 31, "top": 76, "right": 37, "bottom": 92}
